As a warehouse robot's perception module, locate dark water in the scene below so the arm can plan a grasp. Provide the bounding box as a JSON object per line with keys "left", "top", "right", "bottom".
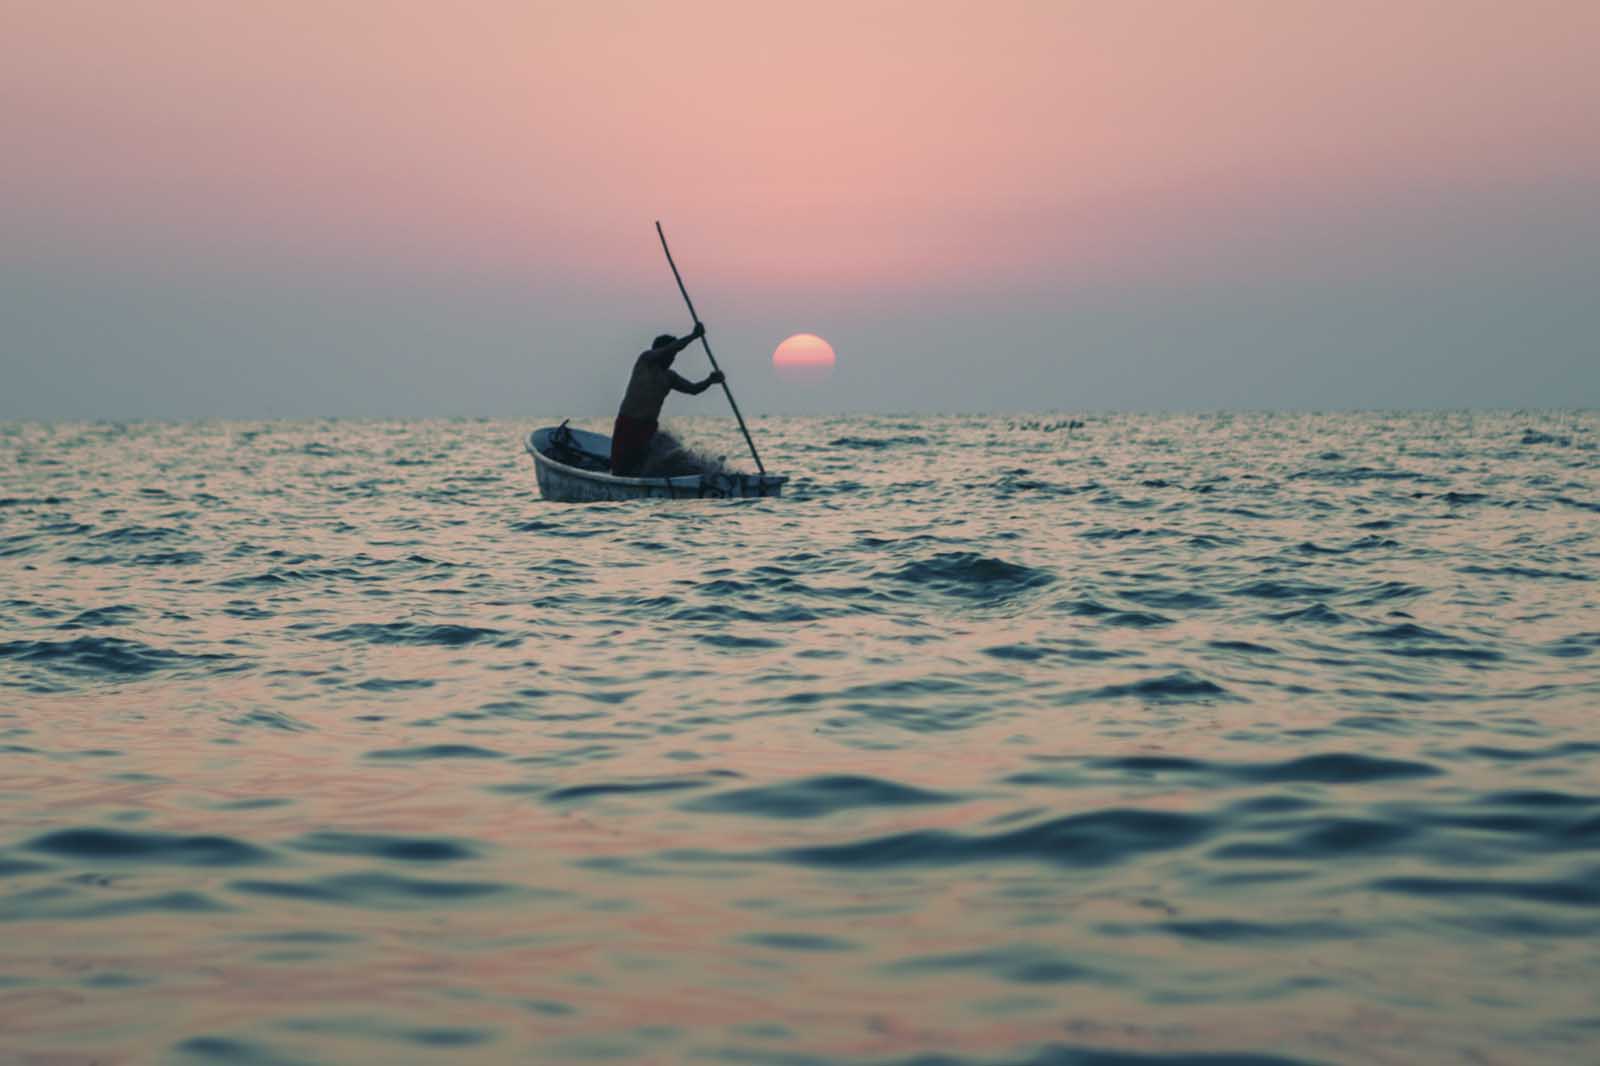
{"left": 2, "top": 412, "right": 1597, "bottom": 1066}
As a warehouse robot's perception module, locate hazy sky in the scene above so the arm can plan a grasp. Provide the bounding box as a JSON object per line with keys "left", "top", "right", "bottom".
{"left": 4, "top": 0, "right": 1597, "bottom": 418}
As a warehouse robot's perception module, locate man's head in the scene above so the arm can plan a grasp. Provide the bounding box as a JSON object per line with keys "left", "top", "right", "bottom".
{"left": 653, "top": 334, "right": 676, "bottom": 350}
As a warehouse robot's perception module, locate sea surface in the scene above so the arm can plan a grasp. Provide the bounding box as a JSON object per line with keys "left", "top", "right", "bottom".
{"left": 1, "top": 412, "right": 1597, "bottom": 1066}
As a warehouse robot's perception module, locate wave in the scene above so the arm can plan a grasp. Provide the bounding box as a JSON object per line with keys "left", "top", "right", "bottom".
{"left": 316, "top": 623, "right": 515, "bottom": 647}
{"left": 887, "top": 552, "right": 1055, "bottom": 600}
{"left": 288, "top": 832, "right": 477, "bottom": 863}
{"left": 228, "top": 872, "right": 508, "bottom": 908}
{"left": 56, "top": 605, "right": 140, "bottom": 629}
{"left": 0, "top": 636, "right": 237, "bottom": 681}
{"left": 544, "top": 773, "right": 735, "bottom": 804}
{"left": 1371, "top": 874, "right": 1599, "bottom": 907}
{"left": 364, "top": 744, "right": 505, "bottom": 760}
{"left": 25, "top": 828, "right": 270, "bottom": 866}
{"left": 828, "top": 434, "right": 930, "bottom": 449}
{"left": 91, "top": 525, "right": 182, "bottom": 544}
{"left": 866, "top": 1047, "right": 1318, "bottom": 1066}
{"left": 217, "top": 565, "right": 369, "bottom": 589}
{"left": 777, "top": 808, "right": 1214, "bottom": 870}
{"left": 1067, "top": 672, "right": 1235, "bottom": 704}
{"left": 683, "top": 774, "right": 958, "bottom": 819}
{"left": 1069, "top": 752, "right": 1441, "bottom": 785}
{"left": 887, "top": 943, "right": 1099, "bottom": 984}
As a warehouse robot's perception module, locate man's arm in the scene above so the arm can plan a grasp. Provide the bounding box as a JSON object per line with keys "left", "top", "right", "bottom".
{"left": 647, "top": 322, "right": 706, "bottom": 362}
{"left": 667, "top": 369, "right": 726, "bottom": 395}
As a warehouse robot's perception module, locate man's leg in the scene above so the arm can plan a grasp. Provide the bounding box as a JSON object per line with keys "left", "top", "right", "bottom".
{"left": 610, "top": 416, "right": 654, "bottom": 476}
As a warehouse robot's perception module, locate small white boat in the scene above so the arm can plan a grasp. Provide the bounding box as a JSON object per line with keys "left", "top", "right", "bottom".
{"left": 525, "top": 424, "right": 787, "bottom": 502}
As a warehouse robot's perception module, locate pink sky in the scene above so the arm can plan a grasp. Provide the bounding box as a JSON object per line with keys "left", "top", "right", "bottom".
{"left": 4, "top": 1, "right": 1598, "bottom": 417}
{"left": 7, "top": 1, "right": 1597, "bottom": 292}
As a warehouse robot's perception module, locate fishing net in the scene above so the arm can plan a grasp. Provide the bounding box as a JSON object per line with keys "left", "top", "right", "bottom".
{"left": 638, "top": 426, "right": 736, "bottom": 478}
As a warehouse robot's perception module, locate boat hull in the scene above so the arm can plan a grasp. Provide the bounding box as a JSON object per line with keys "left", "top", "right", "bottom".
{"left": 525, "top": 427, "right": 786, "bottom": 502}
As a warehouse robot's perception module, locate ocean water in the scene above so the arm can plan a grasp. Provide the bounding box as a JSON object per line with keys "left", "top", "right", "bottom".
{"left": 1, "top": 411, "right": 1597, "bottom": 1066}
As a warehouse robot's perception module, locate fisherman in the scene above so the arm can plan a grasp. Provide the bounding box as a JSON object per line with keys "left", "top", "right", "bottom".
{"left": 611, "top": 322, "right": 724, "bottom": 475}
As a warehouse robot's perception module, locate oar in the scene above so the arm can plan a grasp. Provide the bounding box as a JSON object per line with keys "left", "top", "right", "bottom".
{"left": 655, "top": 221, "right": 766, "bottom": 475}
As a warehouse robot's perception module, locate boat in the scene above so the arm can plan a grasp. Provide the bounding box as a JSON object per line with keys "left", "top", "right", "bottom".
{"left": 525, "top": 423, "right": 787, "bottom": 502}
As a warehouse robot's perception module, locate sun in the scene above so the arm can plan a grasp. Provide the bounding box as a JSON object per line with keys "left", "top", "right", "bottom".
{"left": 772, "top": 333, "right": 837, "bottom": 382}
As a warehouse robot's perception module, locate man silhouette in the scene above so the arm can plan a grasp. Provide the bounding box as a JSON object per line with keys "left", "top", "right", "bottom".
{"left": 610, "top": 322, "right": 723, "bottom": 476}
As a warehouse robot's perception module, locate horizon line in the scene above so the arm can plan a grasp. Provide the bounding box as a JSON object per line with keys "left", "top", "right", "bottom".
{"left": 3, "top": 406, "right": 1597, "bottom": 427}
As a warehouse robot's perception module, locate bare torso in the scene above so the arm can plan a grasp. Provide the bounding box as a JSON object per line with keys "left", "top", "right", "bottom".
{"left": 618, "top": 352, "right": 675, "bottom": 422}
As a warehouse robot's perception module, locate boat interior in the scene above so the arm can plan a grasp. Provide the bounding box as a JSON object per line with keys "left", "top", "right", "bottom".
{"left": 541, "top": 422, "right": 611, "bottom": 472}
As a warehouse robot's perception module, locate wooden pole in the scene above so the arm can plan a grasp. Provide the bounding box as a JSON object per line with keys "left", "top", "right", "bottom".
{"left": 655, "top": 221, "right": 766, "bottom": 475}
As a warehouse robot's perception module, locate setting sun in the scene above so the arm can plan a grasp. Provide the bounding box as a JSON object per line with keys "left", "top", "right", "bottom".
{"left": 772, "top": 333, "right": 836, "bottom": 382}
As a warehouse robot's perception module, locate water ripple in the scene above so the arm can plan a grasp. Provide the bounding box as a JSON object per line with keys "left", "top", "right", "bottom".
{"left": 778, "top": 809, "right": 1215, "bottom": 870}
{"left": 683, "top": 774, "right": 958, "bottom": 818}
{"left": 26, "top": 828, "right": 273, "bottom": 866}
{"left": 0, "top": 636, "right": 238, "bottom": 682}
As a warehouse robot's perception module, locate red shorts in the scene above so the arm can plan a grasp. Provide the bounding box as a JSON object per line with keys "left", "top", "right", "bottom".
{"left": 610, "top": 415, "right": 657, "bottom": 476}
